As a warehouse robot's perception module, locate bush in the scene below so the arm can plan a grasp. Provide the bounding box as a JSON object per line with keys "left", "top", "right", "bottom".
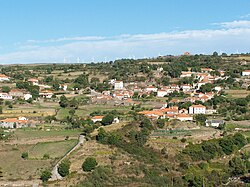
{"left": 181, "top": 138, "right": 187, "bottom": 143}
{"left": 43, "top": 153, "right": 50, "bottom": 160}
{"left": 40, "top": 169, "right": 52, "bottom": 182}
{"left": 21, "top": 152, "right": 28, "bottom": 160}
{"left": 82, "top": 157, "right": 98, "bottom": 172}
{"left": 101, "top": 114, "right": 114, "bottom": 126}
{"left": 58, "top": 159, "right": 71, "bottom": 177}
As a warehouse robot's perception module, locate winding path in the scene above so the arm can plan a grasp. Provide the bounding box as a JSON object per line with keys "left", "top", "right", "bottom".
{"left": 50, "top": 135, "right": 85, "bottom": 181}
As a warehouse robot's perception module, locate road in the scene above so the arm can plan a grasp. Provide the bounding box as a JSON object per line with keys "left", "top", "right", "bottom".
{"left": 50, "top": 135, "right": 85, "bottom": 181}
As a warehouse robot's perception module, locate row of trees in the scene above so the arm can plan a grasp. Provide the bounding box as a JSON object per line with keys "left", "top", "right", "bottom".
{"left": 182, "top": 133, "right": 247, "bottom": 161}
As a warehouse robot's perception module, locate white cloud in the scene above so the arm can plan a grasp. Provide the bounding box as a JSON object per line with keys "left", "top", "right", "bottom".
{"left": 1, "top": 20, "right": 250, "bottom": 64}
{"left": 240, "top": 13, "right": 250, "bottom": 19}
{"left": 27, "top": 36, "right": 106, "bottom": 44}
{"left": 216, "top": 20, "right": 250, "bottom": 28}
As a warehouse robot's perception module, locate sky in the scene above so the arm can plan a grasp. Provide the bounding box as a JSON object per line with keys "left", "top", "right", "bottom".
{"left": 0, "top": 0, "right": 250, "bottom": 64}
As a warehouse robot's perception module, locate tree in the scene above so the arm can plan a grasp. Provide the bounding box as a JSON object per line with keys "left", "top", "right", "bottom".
{"left": 101, "top": 114, "right": 114, "bottom": 126}
{"left": 1, "top": 86, "right": 10, "bottom": 93}
{"left": 200, "top": 83, "right": 214, "bottom": 93}
{"left": 58, "top": 159, "right": 70, "bottom": 177}
{"left": 194, "top": 114, "right": 207, "bottom": 126}
{"left": 21, "top": 152, "right": 28, "bottom": 160}
{"left": 156, "top": 119, "right": 165, "bottom": 128}
{"left": 229, "top": 157, "right": 247, "bottom": 176}
{"left": 82, "top": 157, "right": 98, "bottom": 172}
{"left": 213, "top": 51, "right": 218, "bottom": 56}
{"left": 59, "top": 95, "right": 68, "bottom": 108}
{"left": 40, "top": 169, "right": 52, "bottom": 182}
{"left": 74, "top": 74, "right": 89, "bottom": 89}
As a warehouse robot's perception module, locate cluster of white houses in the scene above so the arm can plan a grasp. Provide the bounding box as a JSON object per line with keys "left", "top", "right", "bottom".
{"left": 0, "top": 76, "right": 68, "bottom": 101}
{"left": 138, "top": 104, "right": 208, "bottom": 121}
{"left": 0, "top": 117, "right": 30, "bottom": 128}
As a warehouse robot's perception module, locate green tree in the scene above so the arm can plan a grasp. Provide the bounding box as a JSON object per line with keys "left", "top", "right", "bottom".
{"left": 21, "top": 152, "right": 28, "bottom": 160}
{"left": 59, "top": 95, "right": 68, "bottom": 108}
{"left": 82, "top": 157, "right": 98, "bottom": 172}
{"left": 58, "top": 159, "right": 70, "bottom": 177}
{"left": 229, "top": 157, "right": 247, "bottom": 176}
{"left": 194, "top": 114, "right": 207, "bottom": 126}
{"left": 40, "top": 169, "right": 52, "bottom": 182}
{"left": 1, "top": 86, "right": 10, "bottom": 93}
{"left": 74, "top": 74, "right": 89, "bottom": 88}
{"left": 101, "top": 114, "right": 114, "bottom": 126}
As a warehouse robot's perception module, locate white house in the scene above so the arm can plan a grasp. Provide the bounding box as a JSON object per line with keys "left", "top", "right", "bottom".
{"left": 189, "top": 105, "right": 206, "bottom": 114}
{"left": 180, "top": 71, "right": 193, "bottom": 78}
{"left": 0, "top": 74, "right": 10, "bottom": 82}
{"left": 176, "top": 114, "right": 193, "bottom": 121}
{"left": 242, "top": 70, "right": 250, "bottom": 76}
{"left": 145, "top": 86, "right": 158, "bottom": 92}
{"left": 214, "top": 86, "right": 222, "bottom": 92}
{"left": 39, "top": 90, "right": 53, "bottom": 99}
{"left": 0, "top": 117, "right": 29, "bottom": 128}
{"left": 201, "top": 68, "right": 213, "bottom": 73}
{"left": 181, "top": 84, "right": 192, "bottom": 92}
{"left": 0, "top": 93, "right": 12, "bottom": 100}
{"left": 205, "top": 120, "right": 224, "bottom": 128}
{"left": 59, "top": 84, "right": 68, "bottom": 91}
{"left": 91, "top": 116, "right": 104, "bottom": 123}
{"left": 28, "top": 78, "right": 39, "bottom": 85}
{"left": 114, "top": 81, "right": 124, "bottom": 90}
{"left": 24, "top": 93, "right": 32, "bottom": 100}
{"left": 157, "top": 90, "right": 168, "bottom": 97}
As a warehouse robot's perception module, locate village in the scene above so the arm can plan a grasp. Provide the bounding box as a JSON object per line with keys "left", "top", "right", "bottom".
{"left": 0, "top": 54, "right": 250, "bottom": 186}
{"left": 1, "top": 66, "right": 249, "bottom": 129}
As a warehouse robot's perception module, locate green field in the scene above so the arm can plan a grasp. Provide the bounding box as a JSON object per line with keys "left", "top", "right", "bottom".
{"left": 29, "top": 139, "right": 77, "bottom": 159}
{"left": 0, "top": 144, "right": 51, "bottom": 180}
{"left": 15, "top": 129, "right": 81, "bottom": 139}
{"left": 56, "top": 104, "right": 131, "bottom": 120}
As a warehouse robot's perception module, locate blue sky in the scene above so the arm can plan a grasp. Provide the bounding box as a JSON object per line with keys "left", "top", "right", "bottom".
{"left": 0, "top": 0, "right": 250, "bottom": 63}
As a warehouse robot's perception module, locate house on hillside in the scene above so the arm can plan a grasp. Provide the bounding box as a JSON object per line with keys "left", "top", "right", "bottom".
{"left": 242, "top": 70, "right": 250, "bottom": 76}
{"left": 91, "top": 116, "right": 104, "bottom": 123}
{"left": 0, "top": 93, "right": 12, "bottom": 100}
{"left": 59, "top": 84, "right": 68, "bottom": 91}
{"left": 28, "top": 78, "right": 39, "bottom": 85}
{"left": 145, "top": 86, "right": 158, "bottom": 92}
{"left": 205, "top": 119, "right": 224, "bottom": 128}
{"left": 157, "top": 90, "right": 168, "bottom": 97}
{"left": 176, "top": 114, "right": 193, "bottom": 121}
{"left": 201, "top": 68, "right": 213, "bottom": 73}
{"left": 181, "top": 84, "right": 192, "bottom": 92}
{"left": 24, "top": 93, "right": 32, "bottom": 100}
{"left": 39, "top": 90, "right": 53, "bottom": 99}
{"left": 0, "top": 117, "right": 29, "bottom": 128}
{"left": 189, "top": 105, "right": 206, "bottom": 114}
{"left": 0, "top": 74, "right": 10, "bottom": 82}
{"left": 114, "top": 81, "right": 124, "bottom": 90}
{"left": 9, "top": 89, "right": 24, "bottom": 97}
{"left": 180, "top": 71, "right": 193, "bottom": 78}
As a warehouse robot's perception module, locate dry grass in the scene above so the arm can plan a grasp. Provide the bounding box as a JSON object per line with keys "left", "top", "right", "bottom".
{"left": 91, "top": 121, "right": 128, "bottom": 137}
{"left": 0, "top": 144, "right": 51, "bottom": 180}
{"left": 29, "top": 139, "right": 77, "bottom": 159}
{"left": 225, "top": 89, "right": 250, "bottom": 98}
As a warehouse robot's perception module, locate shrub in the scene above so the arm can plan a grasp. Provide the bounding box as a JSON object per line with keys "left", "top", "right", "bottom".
{"left": 21, "top": 152, "right": 28, "bottom": 160}
{"left": 58, "top": 159, "right": 71, "bottom": 177}
{"left": 40, "top": 169, "right": 52, "bottom": 182}
{"left": 101, "top": 114, "right": 114, "bottom": 126}
{"left": 43, "top": 153, "right": 50, "bottom": 160}
{"left": 82, "top": 157, "right": 98, "bottom": 172}
{"left": 181, "top": 138, "right": 187, "bottom": 143}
